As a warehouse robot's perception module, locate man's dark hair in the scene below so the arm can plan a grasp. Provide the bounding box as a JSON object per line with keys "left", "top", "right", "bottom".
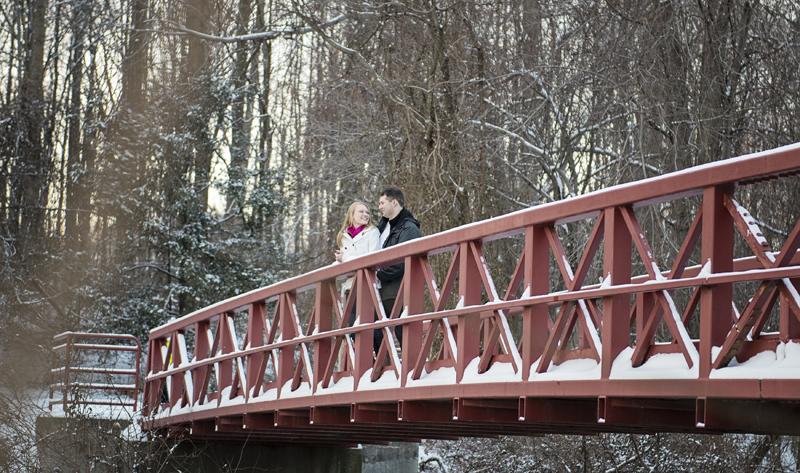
{"left": 381, "top": 187, "right": 405, "bottom": 207}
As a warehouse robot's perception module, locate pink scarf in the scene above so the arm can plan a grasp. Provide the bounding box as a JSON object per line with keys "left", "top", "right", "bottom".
{"left": 347, "top": 225, "right": 365, "bottom": 238}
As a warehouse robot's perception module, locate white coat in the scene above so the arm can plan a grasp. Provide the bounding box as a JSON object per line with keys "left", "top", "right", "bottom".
{"left": 339, "top": 226, "right": 381, "bottom": 296}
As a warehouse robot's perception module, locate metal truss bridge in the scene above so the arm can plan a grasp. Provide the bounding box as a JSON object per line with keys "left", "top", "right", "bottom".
{"left": 144, "top": 144, "right": 800, "bottom": 446}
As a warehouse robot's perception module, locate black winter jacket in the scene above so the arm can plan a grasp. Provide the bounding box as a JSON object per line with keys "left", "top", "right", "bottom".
{"left": 376, "top": 207, "right": 421, "bottom": 300}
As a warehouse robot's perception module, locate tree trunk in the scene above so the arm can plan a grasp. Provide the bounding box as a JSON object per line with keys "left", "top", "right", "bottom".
{"left": 10, "top": 0, "right": 48, "bottom": 254}
{"left": 121, "top": 0, "right": 148, "bottom": 114}
{"left": 697, "top": 0, "right": 752, "bottom": 163}
{"left": 65, "top": 1, "right": 85, "bottom": 246}
{"left": 227, "top": 0, "right": 253, "bottom": 211}
{"left": 106, "top": 0, "right": 150, "bottom": 240}
{"left": 185, "top": 0, "right": 212, "bottom": 211}
{"left": 79, "top": 50, "right": 98, "bottom": 245}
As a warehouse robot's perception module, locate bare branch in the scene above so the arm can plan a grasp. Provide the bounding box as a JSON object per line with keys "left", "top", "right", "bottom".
{"left": 291, "top": 4, "right": 427, "bottom": 128}
{"left": 159, "top": 12, "right": 363, "bottom": 44}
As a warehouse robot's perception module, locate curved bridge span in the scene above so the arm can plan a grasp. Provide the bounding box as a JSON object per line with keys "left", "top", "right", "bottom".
{"left": 144, "top": 144, "right": 800, "bottom": 445}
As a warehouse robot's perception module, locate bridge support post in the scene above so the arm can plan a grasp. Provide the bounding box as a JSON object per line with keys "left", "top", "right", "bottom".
{"left": 143, "top": 337, "right": 166, "bottom": 415}
{"left": 522, "top": 225, "right": 550, "bottom": 381}
{"left": 354, "top": 272, "right": 375, "bottom": 388}
{"left": 601, "top": 207, "right": 632, "bottom": 378}
{"left": 39, "top": 414, "right": 419, "bottom": 473}
{"left": 157, "top": 442, "right": 418, "bottom": 473}
{"left": 36, "top": 416, "right": 134, "bottom": 473}
{"left": 160, "top": 443, "right": 369, "bottom": 473}
{"left": 457, "top": 242, "right": 482, "bottom": 382}
{"left": 314, "top": 281, "right": 334, "bottom": 392}
{"left": 276, "top": 294, "right": 298, "bottom": 395}
{"left": 700, "top": 186, "right": 734, "bottom": 377}
{"left": 246, "top": 303, "right": 266, "bottom": 396}
{"left": 361, "top": 442, "right": 419, "bottom": 473}
{"left": 781, "top": 280, "right": 800, "bottom": 340}
{"left": 218, "top": 313, "right": 236, "bottom": 397}
{"left": 194, "top": 321, "right": 211, "bottom": 404}
{"left": 635, "top": 292, "right": 656, "bottom": 351}
{"left": 401, "top": 256, "right": 424, "bottom": 387}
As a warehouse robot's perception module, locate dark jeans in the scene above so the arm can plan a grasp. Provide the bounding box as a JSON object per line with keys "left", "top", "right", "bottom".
{"left": 373, "top": 297, "right": 403, "bottom": 354}
{"left": 347, "top": 296, "right": 403, "bottom": 354}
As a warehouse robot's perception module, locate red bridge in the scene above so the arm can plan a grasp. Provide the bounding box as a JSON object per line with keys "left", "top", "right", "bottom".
{"left": 144, "top": 144, "right": 800, "bottom": 446}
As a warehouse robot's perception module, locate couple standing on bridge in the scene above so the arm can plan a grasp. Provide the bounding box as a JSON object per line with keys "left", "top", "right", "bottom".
{"left": 333, "top": 187, "right": 422, "bottom": 354}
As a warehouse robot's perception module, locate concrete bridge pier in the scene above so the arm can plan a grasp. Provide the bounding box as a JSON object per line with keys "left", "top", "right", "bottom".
{"left": 36, "top": 416, "right": 134, "bottom": 473}
{"left": 360, "top": 442, "right": 420, "bottom": 473}
{"left": 37, "top": 416, "right": 418, "bottom": 473}
{"left": 159, "top": 442, "right": 418, "bottom": 473}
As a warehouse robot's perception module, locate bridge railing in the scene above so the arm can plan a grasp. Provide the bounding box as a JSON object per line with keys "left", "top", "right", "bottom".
{"left": 50, "top": 332, "right": 141, "bottom": 412}
{"left": 143, "top": 144, "right": 800, "bottom": 422}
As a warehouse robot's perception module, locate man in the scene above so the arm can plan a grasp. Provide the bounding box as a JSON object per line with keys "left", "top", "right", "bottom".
{"left": 374, "top": 187, "right": 421, "bottom": 352}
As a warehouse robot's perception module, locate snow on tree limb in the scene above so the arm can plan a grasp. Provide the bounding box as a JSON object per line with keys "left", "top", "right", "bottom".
{"left": 160, "top": 13, "right": 355, "bottom": 44}
{"left": 291, "top": 6, "right": 427, "bottom": 128}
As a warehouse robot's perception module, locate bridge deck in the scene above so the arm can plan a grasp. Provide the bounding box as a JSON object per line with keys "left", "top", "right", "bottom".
{"left": 143, "top": 143, "right": 800, "bottom": 444}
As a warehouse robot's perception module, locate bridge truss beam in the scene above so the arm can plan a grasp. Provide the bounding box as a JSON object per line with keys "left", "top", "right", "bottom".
{"left": 143, "top": 144, "right": 800, "bottom": 442}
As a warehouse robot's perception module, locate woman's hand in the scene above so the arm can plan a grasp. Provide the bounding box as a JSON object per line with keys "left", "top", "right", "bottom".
{"left": 335, "top": 249, "right": 343, "bottom": 263}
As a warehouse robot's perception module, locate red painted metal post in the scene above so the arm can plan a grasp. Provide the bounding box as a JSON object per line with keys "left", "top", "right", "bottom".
{"left": 168, "top": 331, "right": 183, "bottom": 408}
{"left": 313, "top": 281, "right": 333, "bottom": 393}
{"left": 133, "top": 338, "right": 141, "bottom": 411}
{"left": 522, "top": 225, "right": 550, "bottom": 381}
{"left": 218, "top": 313, "right": 236, "bottom": 396}
{"left": 144, "top": 337, "right": 164, "bottom": 414}
{"left": 457, "top": 241, "right": 482, "bottom": 382}
{"left": 354, "top": 272, "right": 375, "bottom": 389}
{"left": 781, "top": 281, "right": 800, "bottom": 341}
{"left": 634, "top": 293, "right": 656, "bottom": 366}
{"left": 247, "top": 303, "right": 266, "bottom": 397}
{"left": 193, "top": 321, "right": 210, "bottom": 404}
{"left": 142, "top": 338, "right": 152, "bottom": 414}
{"left": 277, "top": 293, "right": 297, "bottom": 395}
{"left": 63, "top": 333, "right": 72, "bottom": 411}
{"left": 601, "top": 207, "right": 632, "bottom": 379}
{"left": 700, "top": 186, "right": 734, "bottom": 377}
{"left": 402, "top": 256, "right": 425, "bottom": 387}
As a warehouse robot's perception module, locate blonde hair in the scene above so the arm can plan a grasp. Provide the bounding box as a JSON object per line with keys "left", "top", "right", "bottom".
{"left": 336, "top": 202, "right": 373, "bottom": 248}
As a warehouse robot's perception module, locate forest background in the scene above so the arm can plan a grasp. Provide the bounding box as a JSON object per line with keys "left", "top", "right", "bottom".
{"left": 2, "top": 0, "right": 800, "bottom": 470}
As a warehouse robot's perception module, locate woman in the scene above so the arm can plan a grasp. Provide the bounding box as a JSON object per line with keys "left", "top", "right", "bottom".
{"left": 335, "top": 202, "right": 381, "bottom": 330}
{"left": 336, "top": 201, "right": 380, "bottom": 264}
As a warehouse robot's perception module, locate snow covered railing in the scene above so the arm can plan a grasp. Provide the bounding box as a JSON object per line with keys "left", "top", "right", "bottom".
{"left": 142, "top": 144, "right": 800, "bottom": 437}
{"left": 49, "top": 332, "right": 141, "bottom": 412}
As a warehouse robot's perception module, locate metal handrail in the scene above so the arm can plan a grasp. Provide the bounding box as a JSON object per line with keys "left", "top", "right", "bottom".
{"left": 49, "top": 332, "right": 141, "bottom": 412}
{"left": 141, "top": 143, "right": 800, "bottom": 437}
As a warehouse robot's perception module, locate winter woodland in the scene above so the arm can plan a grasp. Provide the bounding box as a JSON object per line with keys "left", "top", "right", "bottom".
{"left": 2, "top": 0, "right": 800, "bottom": 470}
